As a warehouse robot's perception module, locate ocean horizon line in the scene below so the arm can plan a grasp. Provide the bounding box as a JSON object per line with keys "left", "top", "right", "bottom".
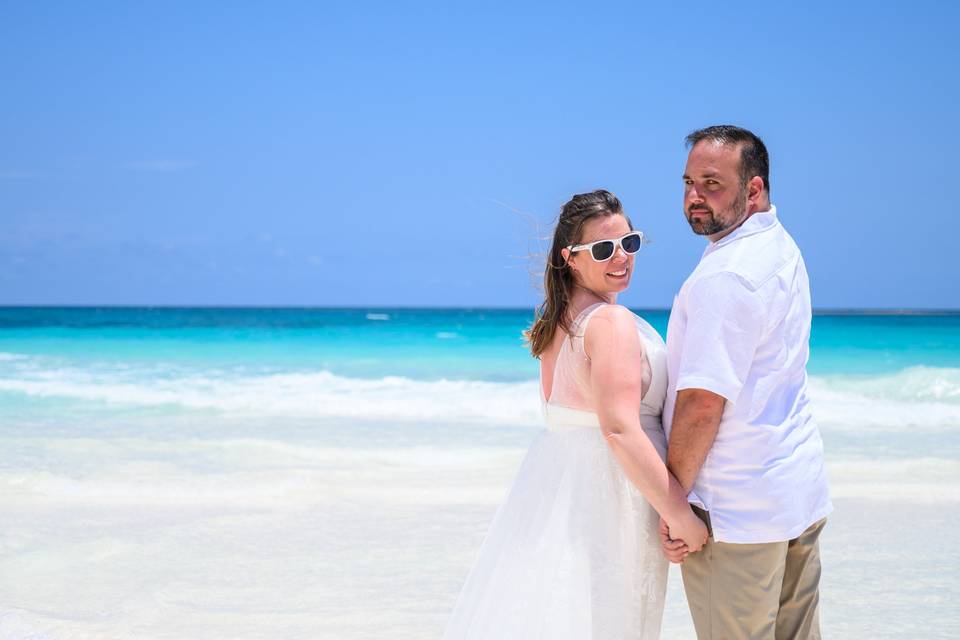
{"left": 1, "top": 304, "right": 959, "bottom": 316}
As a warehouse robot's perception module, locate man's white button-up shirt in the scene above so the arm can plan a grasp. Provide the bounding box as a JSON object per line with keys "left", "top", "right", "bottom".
{"left": 663, "top": 206, "right": 832, "bottom": 544}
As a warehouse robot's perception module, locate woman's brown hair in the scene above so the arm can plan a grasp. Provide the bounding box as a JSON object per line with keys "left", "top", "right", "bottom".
{"left": 525, "top": 189, "right": 627, "bottom": 357}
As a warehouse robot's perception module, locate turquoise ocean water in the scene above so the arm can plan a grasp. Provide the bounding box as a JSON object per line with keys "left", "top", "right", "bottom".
{"left": 3, "top": 307, "right": 958, "bottom": 450}
{"left": 5, "top": 307, "right": 960, "bottom": 378}
{"left": 1, "top": 307, "right": 958, "bottom": 638}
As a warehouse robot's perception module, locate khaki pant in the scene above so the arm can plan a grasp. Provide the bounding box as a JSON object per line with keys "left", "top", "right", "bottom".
{"left": 681, "top": 508, "right": 826, "bottom": 640}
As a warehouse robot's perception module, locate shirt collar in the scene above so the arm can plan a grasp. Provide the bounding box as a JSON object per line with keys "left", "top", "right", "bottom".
{"left": 707, "top": 205, "right": 778, "bottom": 252}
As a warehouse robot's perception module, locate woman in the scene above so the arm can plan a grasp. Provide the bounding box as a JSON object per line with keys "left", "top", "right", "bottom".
{"left": 442, "top": 190, "right": 707, "bottom": 639}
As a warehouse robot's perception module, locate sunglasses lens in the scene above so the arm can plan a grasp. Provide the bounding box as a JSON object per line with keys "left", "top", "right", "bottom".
{"left": 591, "top": 241, "right": 615, "bottom": 261}
{"left": 622, "top": 233, "right": 642, "bottom": 254}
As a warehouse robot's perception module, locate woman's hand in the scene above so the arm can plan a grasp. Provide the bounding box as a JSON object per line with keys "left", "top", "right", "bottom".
{"left": 664, "top": 509, "right": 708, "bottom": 554}
{"left": 658, "top": 517, "right": 689, "bottom": 563}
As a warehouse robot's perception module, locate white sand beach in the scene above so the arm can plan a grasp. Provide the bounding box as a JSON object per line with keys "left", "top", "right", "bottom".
{"left": 1, "top": 429, "right": 957, "bottom": 639}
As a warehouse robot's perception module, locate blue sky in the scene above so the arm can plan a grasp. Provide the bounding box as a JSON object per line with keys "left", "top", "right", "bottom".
{"left": 2, "top": 1, "right": 957, "bottom": 308}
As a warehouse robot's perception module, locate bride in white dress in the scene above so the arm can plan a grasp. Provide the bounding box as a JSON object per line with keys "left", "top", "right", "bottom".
{"left": 443, "top": 190, "right": 708, "bottom": 639}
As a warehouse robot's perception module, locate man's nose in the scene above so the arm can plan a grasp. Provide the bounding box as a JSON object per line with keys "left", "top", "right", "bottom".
{"left": 687, "top": 186, "right": 704, "bottom": 204}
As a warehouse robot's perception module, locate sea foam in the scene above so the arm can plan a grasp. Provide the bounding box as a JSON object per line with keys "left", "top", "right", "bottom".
{"left": 2, "top": 355, "right": 959, "bottom": 429}
{"left": 807, "top": 366, "right": 960, "bottom": 430}
{"left": 811, "top": 365, "right": 960, "bottom": 403}
{"left": 0, "top": 363, "right": 542, "bottom": 425}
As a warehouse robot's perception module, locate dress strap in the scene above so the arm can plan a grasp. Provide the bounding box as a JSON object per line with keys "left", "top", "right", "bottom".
{"left": 570, "top": 302, "right": 607, "bottom": 338}
{"left": 567, "top": 303, "right": 609, "bottom": 360}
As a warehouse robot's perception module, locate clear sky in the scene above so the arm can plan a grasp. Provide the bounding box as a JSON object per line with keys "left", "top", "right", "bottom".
{"left": 2, "top": 1, "right": 957, "bottom": 309}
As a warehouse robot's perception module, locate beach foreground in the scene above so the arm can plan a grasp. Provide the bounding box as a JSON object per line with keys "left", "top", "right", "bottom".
{"left": 2, "top": 445, "right": 957, "bottom": 639}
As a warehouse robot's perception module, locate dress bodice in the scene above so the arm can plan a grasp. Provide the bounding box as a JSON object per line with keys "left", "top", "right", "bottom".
{"left": 541, "top": 303, "right": 668, "bottom": 433}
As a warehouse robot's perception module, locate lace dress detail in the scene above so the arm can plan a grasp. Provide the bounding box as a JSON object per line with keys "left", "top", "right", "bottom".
{"left": 442, "top": 304, "right": 669, "bottom": 640}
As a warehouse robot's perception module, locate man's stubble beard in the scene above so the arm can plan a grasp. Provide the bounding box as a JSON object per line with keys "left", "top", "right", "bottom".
{"left": 686, "top": 182, "right": 748, "bottom": 236}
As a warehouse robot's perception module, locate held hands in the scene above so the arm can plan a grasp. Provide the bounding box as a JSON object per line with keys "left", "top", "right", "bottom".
{"left": 658, "top": 512, "right": 708, "bottom": 564}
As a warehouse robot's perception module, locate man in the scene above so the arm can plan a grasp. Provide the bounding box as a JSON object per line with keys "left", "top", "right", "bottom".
{"left": 660, "top": 125, "right": 832, "bottom": 639}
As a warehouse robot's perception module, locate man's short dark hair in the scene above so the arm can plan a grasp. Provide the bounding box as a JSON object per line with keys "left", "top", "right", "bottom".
{"left": 685, "top": 125, "right": 770, "bottom": 194}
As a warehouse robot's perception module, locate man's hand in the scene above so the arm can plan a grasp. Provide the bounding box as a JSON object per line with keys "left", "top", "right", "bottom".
{"left": 658, "top": 517, "right": 689, "bottom": 564}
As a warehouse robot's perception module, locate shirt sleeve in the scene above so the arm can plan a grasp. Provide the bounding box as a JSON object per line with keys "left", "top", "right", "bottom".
{"left": 675, "top": 271, "right": 767, "bottom": 402}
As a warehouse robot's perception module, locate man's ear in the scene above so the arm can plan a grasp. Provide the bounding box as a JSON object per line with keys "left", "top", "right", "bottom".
{"left": 747, "top": 176, "right": 765, "bottom": 206}
{"left": 561, "top": 247, "right": 573, "bottom": 269}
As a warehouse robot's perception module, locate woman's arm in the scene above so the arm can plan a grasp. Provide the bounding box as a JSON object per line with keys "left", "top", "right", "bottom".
{"left": 584, "top": 305, "right": 707, "bottom": 551}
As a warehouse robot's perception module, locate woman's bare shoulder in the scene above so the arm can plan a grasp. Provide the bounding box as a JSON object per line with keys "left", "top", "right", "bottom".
{"left": 587, "top": 303, "right": 636, "bottom": 329}
{"left": 583, "top": 304, "right": 641, "bottom": 356}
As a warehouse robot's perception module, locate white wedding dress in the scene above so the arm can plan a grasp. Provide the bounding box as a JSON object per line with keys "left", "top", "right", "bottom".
{"left": 443, "top": 303, "right": 669, "bottom": 639}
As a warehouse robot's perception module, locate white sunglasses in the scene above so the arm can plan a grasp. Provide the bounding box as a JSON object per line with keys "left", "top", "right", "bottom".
{"left": 567, "top": 231, "right": 645, "bottom": 262}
